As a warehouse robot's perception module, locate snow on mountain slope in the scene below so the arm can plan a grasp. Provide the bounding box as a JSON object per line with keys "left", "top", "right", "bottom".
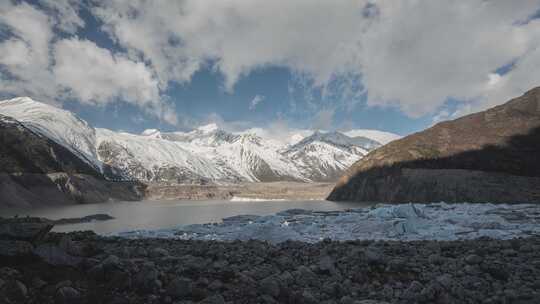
{"left": 344, "top": 129, "right": 401, "bottom": 145}
{"left": 0, "top": 97, "right": 393, "bottom": 184}
{"left": 148, "top": 125, "right": 306, "bottom": 182}
{"left": 96, "top": 128, "right": 234, "bottom": 183}
{"left": 0, "top": 97, "right": 102, "bottom": 171}
{"left": 283, "top": 131, "right": 373, "bottom": 181}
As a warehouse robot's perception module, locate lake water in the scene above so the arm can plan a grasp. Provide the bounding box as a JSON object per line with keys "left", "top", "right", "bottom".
{"left": 2, "top": 199, "right": 365, "bottom": 234}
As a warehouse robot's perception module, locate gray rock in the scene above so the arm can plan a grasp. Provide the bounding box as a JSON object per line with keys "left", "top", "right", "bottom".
{"left": 0, "top": 240, "right": 33, "bottom": 257}
{"left": 465, "top": 254, "right": 482, "bottom": 265}
{"left": 436, "top": 274, "right": 458, "bottom": 292}
{"left": 6, "top": 280, "right": 27, "bottom": 301}
{"left": 340, "top": 296, "right": 354, "bottom": 304}
{"left": 33, "top": 244, "right": 82, "bottom": 266}
{"left": 259, "top": 276, "right": 280, "bottom": 297}
{"left": 109, "top": 270, "right": 132, "bottom": 290}
{"left": 0, "top": 217, "right": 54, "bottom": 241}
{"left": 134, "top": 263, "right": 160, "bottom": 292}
{"left": 501, "top": 249, "right": 518, "bottom": 257}
{"left": 55, "top": 286, "right": 81, "bottom": 304}
{"left": 0, "top": 267, "right": 21, "bottom": 280}
{"left": 301, "top": 290, "right": 318, "bottom": 304}
{"left": 32, "top": 277, "right": 47, "bottom": 289}
{"left": 208, "top": 279, "right": 223, "bottom": 291}
{"left": 102, "top": 254, "right": 121, "bottom": 270}
{"left": 55, "top": 280, "right": 72, "bottom": 289}
{"left": 296, "top": 265, "right": 318, "bottom": 287}
{"left": 88, "top": 264, "right": 105, "bottom": 281}
{"left": 133, "top": 246, "right": 148, "bottom": 257}
{"left": 198, "top": 294, "right": 226, "bottom": 304}
{"left": 428, "top": 253, "right": 443, "bottom": 265}
{"left": 150, "top": 247, "right": 169, "bottom": 258}
{"left": 402, "top": 280, "right": 423, "bottom": 299}
{"left": 166, "top": 277, "right": 193, "bottom": 298}
{"left": 364, "top": 247, "right": 385, "bottom": 265}
{"left": 59, "top": 235, "right": 98, "bottom": 257}
{"left": 318, "top": 255, "right": 337, "bottom": 275}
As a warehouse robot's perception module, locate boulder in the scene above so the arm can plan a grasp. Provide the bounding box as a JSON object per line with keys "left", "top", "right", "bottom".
{"left": 55, "top": 286, "right": 81, "bottom": 304}
{"left": 0, "top": 240, "right": 33, "bottom": 257}
{"left": 33, "top": 244, "right": 82, "bottom": 267}
{"left": 166, "top": 277, "right": 193, "bottom": 298}
{"left": 0, "top": 217, "right": 53, "bottom": 242}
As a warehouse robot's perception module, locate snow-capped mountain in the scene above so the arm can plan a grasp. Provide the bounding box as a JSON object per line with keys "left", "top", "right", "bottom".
{"left": 0, "top": 97, "right": 398, "bottom": 184}
{"left": 0, "top": 97, "right": 102, "bottom": 172}
{"left": 283, "top": 131, "right": 378, "bottom": 181}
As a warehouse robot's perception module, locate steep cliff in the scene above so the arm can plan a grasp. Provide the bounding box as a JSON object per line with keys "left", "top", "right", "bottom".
{"left": 0, "top": 114, "right": 144, "bottom": 208}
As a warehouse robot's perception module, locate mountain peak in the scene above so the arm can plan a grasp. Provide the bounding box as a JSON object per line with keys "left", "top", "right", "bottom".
{"left": 196, "top": 123, "right": 220, "bottom": 133}
{"left": 2, "top": 96, "right": 36, "bottom": 104}
{"left": 141, "top": 129, "right": 161, "bottom": 138}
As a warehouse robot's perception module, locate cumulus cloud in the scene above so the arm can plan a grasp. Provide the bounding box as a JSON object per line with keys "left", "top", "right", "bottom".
{"left": 360, "top": 1, "right": 540, "bottom": 117}
{"left": 2, "top": 0, "right": 540, "bottom": 124}
{"left": 54, "top": 39, "right": 160, "bottom": 109}
{"left": 92, "top": 0, "right": 367, "bottom": 92}
{"left": 90, "top": 0, "right": 540, "bottom": 119}
{"left": 0, "top": 1, "right": 177, "bottom": 125}
{"left": 0, "top": 1, "right": 56, "bottom": 100}
{"left": 249, "top": 95, "right": 265, "bottom": 110}
{"left": 40, "top": 0, "right": 84, "bottom": 34}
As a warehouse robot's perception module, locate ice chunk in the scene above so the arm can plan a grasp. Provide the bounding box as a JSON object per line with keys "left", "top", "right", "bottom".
{"left": 117, "top": 203, "right": 540, "bottom": 243}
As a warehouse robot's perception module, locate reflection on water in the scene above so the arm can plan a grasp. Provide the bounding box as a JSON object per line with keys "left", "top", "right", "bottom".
{"left": 2, "top": 199, "right": 365, "bottom": 234}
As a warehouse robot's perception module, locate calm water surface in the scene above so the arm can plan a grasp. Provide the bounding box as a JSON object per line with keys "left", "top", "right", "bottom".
{"left": 2, "top": 199, "right": 366, "bottom": 234}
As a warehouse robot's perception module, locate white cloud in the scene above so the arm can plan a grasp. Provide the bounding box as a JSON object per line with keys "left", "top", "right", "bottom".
{"left": 0, "top": 1, "right": 56, "bottom": 100}
{"left": 0, "top": 1, "right": 177, "bottom": 125}
{"left": 249, "top": 95, "right": 265, "bottom": 110}
{"left": 92, "top": 0, "right": 368, "bottom": 92}
{"left": 53, "top": 39, "right": 160, "bottom": 108}
{"left": 359, "top": 1, "right": 540, "bottom": 117}
{"left": 91, "top": 0, "right": 540, "bottom": 119}
{"left": 2, "top": 0, "right": 540, "bottom": 125}
{"left": 39, "top": 0, "right": 84, "bottom": 34}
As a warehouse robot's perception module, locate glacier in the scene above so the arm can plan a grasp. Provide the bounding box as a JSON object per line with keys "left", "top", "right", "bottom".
{"left": 117, "top": 203, "right": 540, "bottom": 243}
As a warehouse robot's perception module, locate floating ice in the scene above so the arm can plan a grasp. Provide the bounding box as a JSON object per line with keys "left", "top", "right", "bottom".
{"left": 117, "top": 203, "right": 540, "bottom": 243}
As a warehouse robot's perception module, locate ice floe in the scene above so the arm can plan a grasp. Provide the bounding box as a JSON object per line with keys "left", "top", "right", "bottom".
{"left": 117, "top": 203, "right": 540, "bottom": 243}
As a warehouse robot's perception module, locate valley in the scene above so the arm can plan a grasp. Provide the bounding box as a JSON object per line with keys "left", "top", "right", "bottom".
{"left": 0, "top": 97, "right": 396, "bottom": 208}
{"left": 2, "top": 2, "right": 540, "bottom": 303}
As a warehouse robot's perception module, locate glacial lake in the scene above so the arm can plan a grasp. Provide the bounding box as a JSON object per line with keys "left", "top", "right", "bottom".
{"left": 2, "top": 199, "right": 365, "bottom": 234}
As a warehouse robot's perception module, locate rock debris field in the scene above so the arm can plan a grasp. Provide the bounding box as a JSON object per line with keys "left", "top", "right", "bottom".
{"left": 1, "top": 217, "right": 540, "bottom": 303}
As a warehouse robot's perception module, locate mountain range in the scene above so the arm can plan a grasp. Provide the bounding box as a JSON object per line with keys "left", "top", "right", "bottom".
{"left": 0, "top": 97, "right": 399, "bottom": 207}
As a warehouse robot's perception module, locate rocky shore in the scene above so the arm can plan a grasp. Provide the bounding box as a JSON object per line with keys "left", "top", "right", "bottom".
{"left": 1, "top": 218, "right": 540, "bottom": 304}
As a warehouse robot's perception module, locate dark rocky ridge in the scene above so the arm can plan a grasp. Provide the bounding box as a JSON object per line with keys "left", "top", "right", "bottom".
{"left": 1, "top": 217, "right": 540, "bottom": 303}
{"left": 0, "top": 115, "right": 145, "bottom": 208}
{"left": 328, "top": 87, "right": 540, "bottom": 203}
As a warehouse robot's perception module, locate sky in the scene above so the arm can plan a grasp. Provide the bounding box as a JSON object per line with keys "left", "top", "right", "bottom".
{"left": 1, "top": 1, "right": 540, "bottom": 136}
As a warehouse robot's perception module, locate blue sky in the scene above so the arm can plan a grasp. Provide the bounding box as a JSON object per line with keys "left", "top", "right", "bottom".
{"left": 1, "top": 1, "right": 539, "bottom": 136}
{"left": 63, "top": 66, "right": 433, "bottom": 135}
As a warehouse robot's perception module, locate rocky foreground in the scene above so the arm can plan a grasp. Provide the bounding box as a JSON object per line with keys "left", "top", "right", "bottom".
{"left": 1, "top": 218, "right": 540, "bottom": 304}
